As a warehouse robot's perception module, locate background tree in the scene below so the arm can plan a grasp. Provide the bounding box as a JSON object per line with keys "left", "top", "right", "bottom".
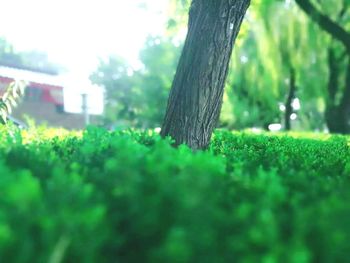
{"left": 223, "top": 0, "right": 341, "bottom": 132}
{"left": 91, "top": 36, "right": 182, "bottom": 128}
{"left": 295, "top": 0, "right": 350, "bottom": 133}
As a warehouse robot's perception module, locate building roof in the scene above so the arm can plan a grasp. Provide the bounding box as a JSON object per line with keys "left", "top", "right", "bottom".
{"left": 0, "top": 65, "right": 64, "bottom": 87}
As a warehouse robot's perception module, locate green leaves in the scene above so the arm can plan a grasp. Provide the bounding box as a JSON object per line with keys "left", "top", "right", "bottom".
{"left": 0, "top": 126, "right": 350, "bottom": 262}
{"left": 0, "top": 80, "right": 27, "bottom": 124}
{"left": 90, "top": 36, "right": 181, "bottom": 128}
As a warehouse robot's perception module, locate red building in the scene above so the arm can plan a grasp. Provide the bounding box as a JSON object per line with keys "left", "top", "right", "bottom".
{"left": 0, "top": 65, "right": 99, "bottom": 129}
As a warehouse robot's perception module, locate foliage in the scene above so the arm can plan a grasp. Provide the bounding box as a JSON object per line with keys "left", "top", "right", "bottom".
{"left": 0, "top": 125, "right": 350, "bottom": 262}
{"left": 221, "top": 1, "right": 328, "bottom": 130}
{"left": 90, "top": 36, "right": 182, "bottom": 129}
{"left": 0, "top": 81, "right": 27, "bottom": 124}
{"left": 167, "top": 0, "right": 190, "bottom": 33}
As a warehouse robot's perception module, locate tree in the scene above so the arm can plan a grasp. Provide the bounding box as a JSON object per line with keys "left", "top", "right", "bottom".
{"left": 90, "top": 56, "right": 137, "bottom": 127}
{"left": 161, "top": 0, "right": 251, "bottom": 150}
{"left": 91, "top": 36, "right": 181, "bottom": 128}
{"left": 295, "top": 0, "right": 350, "bottom": 133}
{"left": 224, "top": 0, "right": 349, "bottom": 133}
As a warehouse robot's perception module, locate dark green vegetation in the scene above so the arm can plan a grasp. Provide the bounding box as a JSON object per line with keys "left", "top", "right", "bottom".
{"left": 0, "top": 125, "right": 349, "bottom": 262}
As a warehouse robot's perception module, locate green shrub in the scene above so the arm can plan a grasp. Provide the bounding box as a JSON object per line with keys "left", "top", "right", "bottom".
{"left": 0, "top": 126, "right": 349, "bottom": 262}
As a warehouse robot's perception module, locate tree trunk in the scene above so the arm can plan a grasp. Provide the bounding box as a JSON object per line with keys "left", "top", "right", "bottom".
{"left": 285, "top": 67, "right": 296, "bottom": 131}
{"left": 325, "top": 48, "right": 350, "bottom": 134}
{"left": 325, "top": 107, "right": 348, "bottom": 134}
{"left": 161, "top": 0, "right": 250, "bottom": 150}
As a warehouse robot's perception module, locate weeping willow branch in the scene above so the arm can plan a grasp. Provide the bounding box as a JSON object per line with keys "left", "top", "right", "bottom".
{"left": 0, "top": 80, "right": 27, "bottom": 124}
{"left": 295, "top": 0, "right": 350, "bottom": 52}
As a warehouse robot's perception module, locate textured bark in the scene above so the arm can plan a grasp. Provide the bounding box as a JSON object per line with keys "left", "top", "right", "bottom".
{"left": 161, "top": 0, "right": 250, "bottom": 149}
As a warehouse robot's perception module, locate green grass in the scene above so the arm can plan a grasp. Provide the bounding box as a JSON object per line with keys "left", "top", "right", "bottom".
{"left": 0, "top": 125, "right": 349, "bottom": 263}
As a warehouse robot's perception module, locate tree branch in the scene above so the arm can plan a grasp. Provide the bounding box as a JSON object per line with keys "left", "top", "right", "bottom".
{"left": 295, "top": 0, "right": 350, "bottom": 52}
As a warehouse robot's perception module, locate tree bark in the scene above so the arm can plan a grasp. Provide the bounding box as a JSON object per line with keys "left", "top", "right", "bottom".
{"left": 161, "top": 0, "right": 250, "bottom": 150}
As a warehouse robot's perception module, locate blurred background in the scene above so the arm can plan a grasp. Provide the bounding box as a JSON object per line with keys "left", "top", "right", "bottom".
{"left": 0, "top": 0, "right": 349, "bottom": 133}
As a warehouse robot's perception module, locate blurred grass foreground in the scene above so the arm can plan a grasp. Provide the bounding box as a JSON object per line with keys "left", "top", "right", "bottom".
{"left": 0, "top": 125, "right": 349, "bottom": 262}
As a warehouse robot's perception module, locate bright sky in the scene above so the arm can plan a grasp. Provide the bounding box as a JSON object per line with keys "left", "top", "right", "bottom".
{"left": 0, "top": 0, "right": 169, "bottom": 78}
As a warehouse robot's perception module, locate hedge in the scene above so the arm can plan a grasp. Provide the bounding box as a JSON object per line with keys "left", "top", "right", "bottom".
{"left": 0, "top": 125, "right": 349, "bottom": 262}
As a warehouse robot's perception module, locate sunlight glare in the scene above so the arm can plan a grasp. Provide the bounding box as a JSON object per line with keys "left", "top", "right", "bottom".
{"left": 0, "top": 0, "right": 168, "bottom": 77}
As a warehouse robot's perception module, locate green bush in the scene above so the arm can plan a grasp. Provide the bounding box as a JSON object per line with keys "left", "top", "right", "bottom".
{"left": 0, "top": 126, "right": 349, "bottom": 262}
